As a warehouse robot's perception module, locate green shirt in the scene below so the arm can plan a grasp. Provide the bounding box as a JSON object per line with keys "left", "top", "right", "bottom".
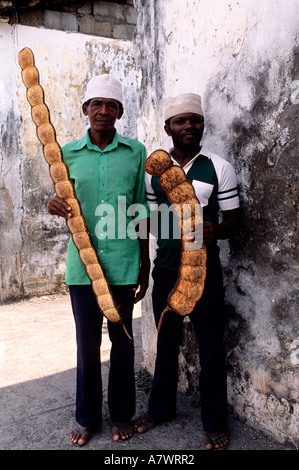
{"left": 62, "top": 129, "right": 149, "bottom": 285}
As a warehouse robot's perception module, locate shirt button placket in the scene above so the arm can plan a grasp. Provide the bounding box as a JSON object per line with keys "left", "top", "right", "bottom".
{"left": 99, "top": 152, "right": 107, "bottom": 256}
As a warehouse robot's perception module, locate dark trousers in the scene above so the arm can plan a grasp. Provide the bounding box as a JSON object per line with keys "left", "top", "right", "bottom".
{"left": 69, "top": 284, "right": 136, "bottom": 429}
{"left": 148, "top": 248, "right": 227, "bottom": 432}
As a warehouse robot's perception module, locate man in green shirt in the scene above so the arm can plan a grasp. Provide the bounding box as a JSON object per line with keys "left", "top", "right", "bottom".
{"left": 47, "top": 74, "right": 149, "bottom": 445}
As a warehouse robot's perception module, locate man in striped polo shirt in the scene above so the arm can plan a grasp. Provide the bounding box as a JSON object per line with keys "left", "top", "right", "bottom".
{"left": 135, "top": 93, "right": 240, "bottom": 450}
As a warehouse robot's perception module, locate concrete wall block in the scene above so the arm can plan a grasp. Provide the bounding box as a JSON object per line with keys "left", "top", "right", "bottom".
{"left": 113, "top": 23, "right": 135, "bottom": 40}
{"left": 78, "top": 1, "right": 92, "bottom": 15}
{"left": 18, "top": 10, "right": 43, "bottom": 27}
{"left": 124, "top": 4, "right": 137, "bottom": 24}
{"left": 79, "top": 16, "right": 112, "bottom": 37}
{"left": 0, "top": 1, "right": 13, "bottom": 21}
{"left": 93, "top": 1, "right": 136, "bottom": 24}
{"left": 44, "top": 10, "right": 78, "bottom": 32}
{"left": 93, "top": 1, "right": 123, "bottom": 20}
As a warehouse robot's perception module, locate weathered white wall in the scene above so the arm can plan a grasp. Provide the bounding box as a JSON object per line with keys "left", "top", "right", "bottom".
{"left": 0, "top": 23, "right": 137, "bottom": 301}
{"left": 134, "top": 0, "right": 299, "bottom": 446}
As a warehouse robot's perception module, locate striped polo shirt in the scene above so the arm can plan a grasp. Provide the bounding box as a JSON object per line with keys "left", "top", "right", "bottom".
{"left": 145, "top": 147, "right": 239, "bottom": 271}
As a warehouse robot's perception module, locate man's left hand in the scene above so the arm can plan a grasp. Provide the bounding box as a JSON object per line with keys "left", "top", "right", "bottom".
{"left": 133, "top": 262, "right": 150, "bottom": 303}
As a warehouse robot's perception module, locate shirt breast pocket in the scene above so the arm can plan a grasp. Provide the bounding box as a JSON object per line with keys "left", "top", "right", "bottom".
{"left": 192, "top": 180, "right": 214, "bottom": 207}
{"left": 115, "top": 173, "right": 137, "bottom": 206}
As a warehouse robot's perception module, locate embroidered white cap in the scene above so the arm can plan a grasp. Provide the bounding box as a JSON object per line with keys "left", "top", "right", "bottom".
{"left": 164, "top": 93, "right": 204, "bottom": 121}
{"left": 82, "top": 74, "right": 123, "bottom": 106}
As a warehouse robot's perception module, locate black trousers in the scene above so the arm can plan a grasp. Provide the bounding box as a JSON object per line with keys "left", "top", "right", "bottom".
{"left": 148, "top": 247, "right": 227, "bottom": 433}
{"left": 69, "top": 284, "right": 136, "bottom": 429}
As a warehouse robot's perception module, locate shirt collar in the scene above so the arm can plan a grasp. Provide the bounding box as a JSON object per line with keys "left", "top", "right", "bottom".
{"left": 169, "top": 145, "right": 211, "bottom": 171}
{"left": 72, "top": 128, "right": 132, "bottom": 152}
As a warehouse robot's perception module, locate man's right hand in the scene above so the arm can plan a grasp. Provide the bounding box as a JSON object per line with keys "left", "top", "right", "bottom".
{"left": 47, "top": 196, "right": 72, "bottom": 219}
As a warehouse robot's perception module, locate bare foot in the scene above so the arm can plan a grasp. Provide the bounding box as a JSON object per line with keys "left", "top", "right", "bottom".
{"left": 69, "top": 424, "right": 92, "bottom": 446}
{"left": 205, "top": 431, "right": 229, "bottom": 450}
{"left": 134, "top": 413, "right": 155, "bottom": 434}
{"left": 111, "top": 422, "right": 134, "bottom": 441}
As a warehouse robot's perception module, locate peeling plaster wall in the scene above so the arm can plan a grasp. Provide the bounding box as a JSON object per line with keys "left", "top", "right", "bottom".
{"left": 134, "top": 0, "right": 299, "bottom": 445}
{"left": 0, "top": 23, "right": 137, "bottom": 301}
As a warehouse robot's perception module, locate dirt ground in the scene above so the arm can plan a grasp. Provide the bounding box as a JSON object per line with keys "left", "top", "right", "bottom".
{"left": 0, "top": 294, "right": 295, "bottom": 459}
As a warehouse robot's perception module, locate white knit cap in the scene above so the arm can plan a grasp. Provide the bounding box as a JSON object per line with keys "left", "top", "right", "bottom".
{"left": 164, "top": 93, "right": 204, "bottom": 121}
{"left": 82, "top": 74, "right": 123, "bottom": 106}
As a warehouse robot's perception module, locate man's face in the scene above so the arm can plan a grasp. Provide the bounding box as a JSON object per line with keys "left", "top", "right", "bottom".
{"left": 83, "top": 97, "right": 123, "bottom": 133}
{"left": 165, "top": 113, "right": 204, "bottom": 148}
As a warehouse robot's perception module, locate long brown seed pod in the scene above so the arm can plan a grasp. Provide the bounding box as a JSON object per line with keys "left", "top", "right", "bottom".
{"left": 145, "top": 149, "right": 207, "bottom": 332}
{"left": 18, "top": 47, "right": 131, "bottom": 339}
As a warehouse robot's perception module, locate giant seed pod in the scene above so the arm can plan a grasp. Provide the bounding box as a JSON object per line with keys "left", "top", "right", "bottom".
{"left": 18, "top": 47, "right": 131, "bottom": 339}
{"left": 145, "top": 149, "right": 207, "bottom": 331}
